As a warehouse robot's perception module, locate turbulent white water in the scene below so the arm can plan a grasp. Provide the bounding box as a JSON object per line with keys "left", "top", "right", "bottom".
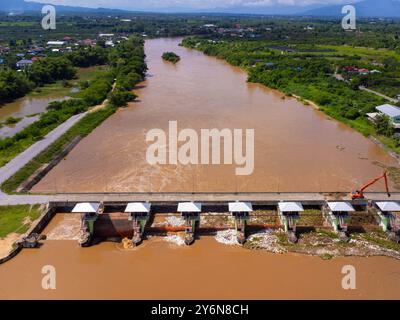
{"left": 215, "top": 229, "right": 239, "bottom": 245}
{"left": 164, "top": 234, "right": 186, "bottom": 246}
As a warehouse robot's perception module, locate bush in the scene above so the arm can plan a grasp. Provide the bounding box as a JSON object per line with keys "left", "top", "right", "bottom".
{"left": 375, "top": 114, "right": 395, "bottom": 137}
{"left": 109, "top": 90, "right": 137, "bottom": 107}
{"left": 162, "top": 52, "right": 180, "bottom": 63}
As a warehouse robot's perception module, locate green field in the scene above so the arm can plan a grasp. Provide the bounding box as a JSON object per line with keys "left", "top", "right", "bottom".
{"left": 0, "top": 205, "right": 41, "bottom": 237}
{"left": 27, "top": 65, "right": 109, "bottom": 98}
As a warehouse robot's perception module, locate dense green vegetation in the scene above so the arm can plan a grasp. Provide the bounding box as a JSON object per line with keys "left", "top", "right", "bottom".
{"left": 162, "top": 52, "right": 181, "bottom": 64}
{"left": 109, "top": 36, "right": 147, "bottom": 107}
{"left": 0, "top": 205, "right": 41, "bottom": 237}
{"left": 0, "top": 72, "right": 113, "bottom": 167}
{"left": 1, "top": 107, "right": 116, "bottom": 194}
{"left": 1, "top": 36, "right": 147, "bottom": 193}
{"left": 182, "top": 36, "right": 400, "bottom": 152}
{"left": 0, "top": 46, "right": 109, "bottom": 104}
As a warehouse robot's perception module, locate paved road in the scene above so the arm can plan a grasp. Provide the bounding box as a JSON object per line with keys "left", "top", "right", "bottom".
{"left": 0, "top": 112, "right": 87, "bottom": 194}
{"left": 359, "top": 86, "right": 399, "bottom": 104}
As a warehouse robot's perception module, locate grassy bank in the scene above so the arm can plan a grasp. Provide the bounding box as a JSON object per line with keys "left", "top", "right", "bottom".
{"left": 1, "top": 106, "right": 116, "bottom": 194}
{"left": 0, "top": 36, "right": 147, "bottom": 194}
{"left": 0, "top": 205, "right": 41, "bottom": 237}
{"left": 0, "top": 71, "right": 114, "bottom": 167}
{"left": 26, "top": 65, "right": 108, "bottom": 99}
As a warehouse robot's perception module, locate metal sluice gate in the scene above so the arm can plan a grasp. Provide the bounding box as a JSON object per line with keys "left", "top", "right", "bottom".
{"left": 21, "top": 197, "right": 399, "bottom": 249}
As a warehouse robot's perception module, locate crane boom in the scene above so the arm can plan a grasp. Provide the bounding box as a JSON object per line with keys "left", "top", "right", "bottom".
{"left": 351, "top": 172, "right": 391, "bottom": 200}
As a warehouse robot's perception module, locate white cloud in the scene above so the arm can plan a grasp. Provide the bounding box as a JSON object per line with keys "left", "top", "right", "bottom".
{"left": 28, "top": 0, "right": 358, "bottom": 10}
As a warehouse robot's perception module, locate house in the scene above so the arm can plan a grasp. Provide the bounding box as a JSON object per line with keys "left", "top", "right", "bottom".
{"left": 16, "top": 59, "right": 33, "bottom": 69}
{"left": 342, "top": 66, "right": 369, "bottom": 75}
{"left": 47, "top": 41, "right": 66, "bottom": 47}
{"left": 367, "top": 104, "right": 400, "bottom": 130}
{"left": 343, "top": 66, "right": 359, "bottom": 73}
{"left": 358, "top": 68, "right": 370, "bottom": 75}
{"left": 99, "top": 34, "right": 114, "bottom": 41}
{"left": 81, "top": 39, "right": 95, "bottom": 46}
{"left": 99, "top": 33, "right": 114, "bottom": 37}
{"left": 105, "top": 40, "right": 114, "bottom": 47}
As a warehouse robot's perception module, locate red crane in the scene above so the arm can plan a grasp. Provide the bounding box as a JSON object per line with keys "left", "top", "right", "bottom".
{"left": 351, "top": 172, "right": 391, "bottom": 200}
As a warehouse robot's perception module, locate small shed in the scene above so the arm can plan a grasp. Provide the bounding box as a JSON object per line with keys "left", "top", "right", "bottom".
{"left": 375, "top": 202, "right": 400, "bottom": 212}
{"left": 72, "top": 202, "right": 100, "bottom": 213}
{"left": 327, "top": 202, "right": 355, "bottom": 212}
{"left": 228, "top": 202, "right": 253, "bottom": 213}
{"left": 125, "top": 202, "right": 151, "bottom": 213}
{"left": 178, "top": 202, "right": 202, "bottom": 213}
{"left": 278, "top": 202, "right": 304, "bottom": 212}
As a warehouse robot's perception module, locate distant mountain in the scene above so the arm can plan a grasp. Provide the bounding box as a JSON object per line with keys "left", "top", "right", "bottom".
{"left": 303, "top": 0, "right": 400, "bottom": 18}
{"left": 0, "top": 0, "right": 127, "bottom": 13}
{"left": 1, "top": 0, "right": 400, "bottom": 18}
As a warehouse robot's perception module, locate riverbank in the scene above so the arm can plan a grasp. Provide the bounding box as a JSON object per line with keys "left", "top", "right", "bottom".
{"left": 0, "top": 36, "right": 146, "bottom": 195}
{"left": 0, "top": 65, "right": 109, "bottom": 141}
{"left": 0, "top": 204, "right": 42, "bottom": 258}
{"left": 181, "top": 37, "right": 400, "bottom": 157}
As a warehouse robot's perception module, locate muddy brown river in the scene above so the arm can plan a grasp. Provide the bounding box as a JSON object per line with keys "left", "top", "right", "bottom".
{"left": 32, "top": 37, "right": 399, "bottom": 193}
{"left": 0, "top": 236, "right": 399, "bottom": 299}
{"left": 2, "top": 38, "right": 399, "bottom": 300}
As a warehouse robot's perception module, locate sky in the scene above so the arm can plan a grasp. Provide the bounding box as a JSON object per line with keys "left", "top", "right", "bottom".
{"left": 28, "top": 0, "right": 359, "bottom": 11}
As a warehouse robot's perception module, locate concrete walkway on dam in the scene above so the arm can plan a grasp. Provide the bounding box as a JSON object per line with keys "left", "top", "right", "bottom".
{"left": 0, "top": 192, "right": 398, "bottom": 206}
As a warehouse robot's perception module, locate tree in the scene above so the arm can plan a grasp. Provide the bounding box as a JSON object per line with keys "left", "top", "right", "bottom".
{"left": 375, "top": 114, "right": 394, "bottom": 137}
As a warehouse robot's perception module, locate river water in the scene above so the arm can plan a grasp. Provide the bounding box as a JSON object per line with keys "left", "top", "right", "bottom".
{"left": 32, "top": 37, "right": 399, "bottom": 193}
{"left": 0, "top": 236, "right": 399, "bottom": 299}
{"left": 1, "top": 38, "right": 399, "bottom": 300}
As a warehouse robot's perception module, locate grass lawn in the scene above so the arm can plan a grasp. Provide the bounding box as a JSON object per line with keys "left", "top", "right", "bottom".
{"left": 0, "top": 205, "right": 42, "bottom": 237}
{"left": 317, "top": 45, "right": 400, "bottom": 61}
{"left": 28, "top": 65, "right": 109, "bottom": 99}
{"left": 76, "top": 65, "right": 109, "bottom": 82}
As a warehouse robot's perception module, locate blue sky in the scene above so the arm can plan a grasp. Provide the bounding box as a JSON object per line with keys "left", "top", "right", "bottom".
{"left": 29, "top": 0, "right": 358, "bottom": 10}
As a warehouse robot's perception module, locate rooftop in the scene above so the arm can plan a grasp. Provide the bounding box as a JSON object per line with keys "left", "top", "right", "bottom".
{"left": 178, "top": 202, "right": 202, "bottom": 212}
{"left": 125, "top": 202, "right": 151, "bottom": 213}
{"left": 278, "top": 202, "right": 304, "bottom": 212}
{"left": 327, "top": 202, "right": 355, "bottom": 212}
{"left": 72, "top": 202, "right": 100, "bottom": 213}
{"left": 376, "top": 104, "right": 400, "bottom": 118}
{"left": 228, "top": 202, "right": 253, "bottom": 212}
{"left": 375, "top": 201, "right": 400, "bottom": 212}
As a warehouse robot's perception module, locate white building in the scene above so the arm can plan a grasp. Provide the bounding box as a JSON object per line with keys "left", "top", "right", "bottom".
{"left": 47, "top": 41, "right": 66, "bottom": 47}
{"left": 368, "top": 104, "right": 400, "bottom": 129}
